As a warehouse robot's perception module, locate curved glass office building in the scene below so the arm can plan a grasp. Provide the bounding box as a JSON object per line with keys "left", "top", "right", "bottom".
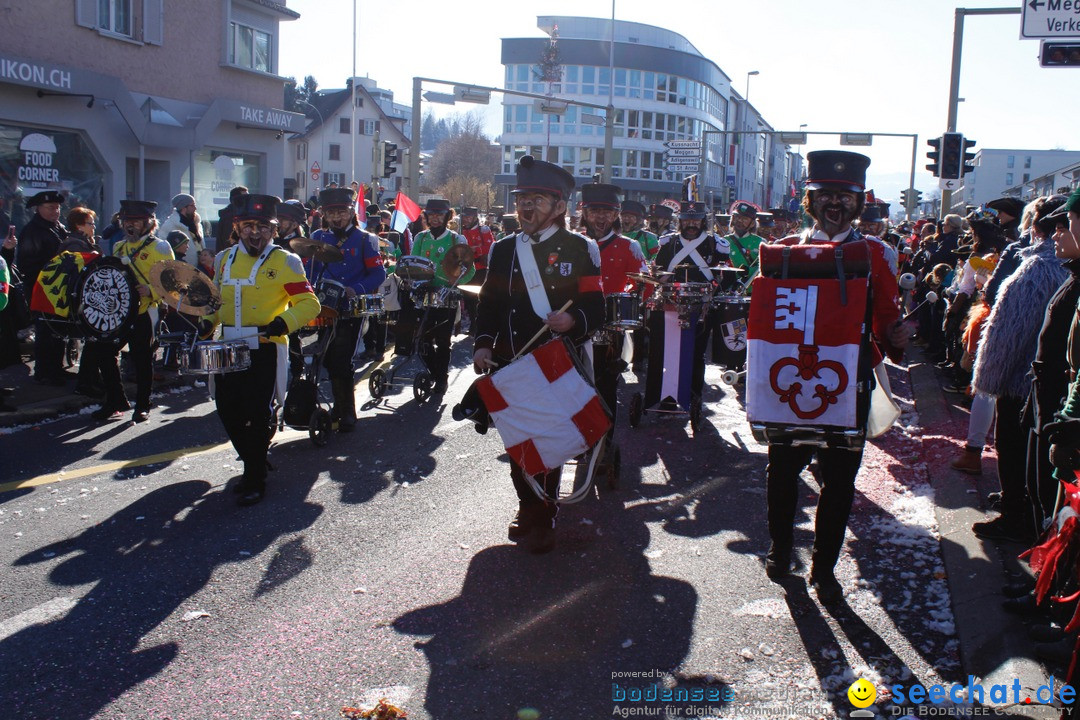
{"left": 499, "top": 17, "right": 746, "bottom": 209}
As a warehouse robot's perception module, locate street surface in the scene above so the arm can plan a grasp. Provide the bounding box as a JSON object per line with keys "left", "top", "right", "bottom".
{"left": 0, "top": 342, "right": 1009, "bottom": 720}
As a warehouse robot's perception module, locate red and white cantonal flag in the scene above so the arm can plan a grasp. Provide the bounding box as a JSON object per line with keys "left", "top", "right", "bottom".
{"left": 476, "top": 339, "right": 611, "bottom": 477}
{"left": 746, "top": 275, "right": 868, "bottom": 429}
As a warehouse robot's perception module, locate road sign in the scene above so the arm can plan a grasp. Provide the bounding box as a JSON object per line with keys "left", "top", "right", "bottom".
{"left": 310, "top": 161, "right": 320, "bottom": 181}
{"left": 665, "top": 163, "right": 699, "bottom": 173}
{"left": 1022, "top": 0, "right": 1080, "bottom": 38}
{"left": 939, "top": 177, "right": 959, "bottom": 191}
{"left": 664, "top": 140, "right": 702, "bottom": 150}
{"left": 665, "top": 148, "right": 702, "bottom": 157}
{"left": 422, "top": 91, "right": 456, "bottom": 105}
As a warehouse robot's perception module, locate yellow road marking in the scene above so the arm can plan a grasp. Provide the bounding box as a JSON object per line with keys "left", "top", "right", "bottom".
{"left": 0, "top": 358, "right": 393, "bottom": 495}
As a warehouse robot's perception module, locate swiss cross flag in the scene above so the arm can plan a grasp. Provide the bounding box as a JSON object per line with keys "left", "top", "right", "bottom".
{"left": 746, "top": 276, "right": 868, "bottom": 429}
{"left": 476, "top": 339, "right": 611, "bottom": 476}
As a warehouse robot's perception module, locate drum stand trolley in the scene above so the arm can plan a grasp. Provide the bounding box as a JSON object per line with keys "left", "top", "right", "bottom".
{"left": 278, "top": 318, "right": 336, "bottom": 447}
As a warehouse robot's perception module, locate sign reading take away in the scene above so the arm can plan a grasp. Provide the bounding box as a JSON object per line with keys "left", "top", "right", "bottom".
{"left": 1021, "top": 0, "right": 1080, "bottom": 39}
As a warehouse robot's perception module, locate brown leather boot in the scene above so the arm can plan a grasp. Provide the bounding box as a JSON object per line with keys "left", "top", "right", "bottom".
{"left": 950, "top": 448, "right": 982, "bottom": 475}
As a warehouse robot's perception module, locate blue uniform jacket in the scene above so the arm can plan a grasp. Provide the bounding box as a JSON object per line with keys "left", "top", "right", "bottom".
{"left": 311, "top": 226, "right": 386, "bottom": 293}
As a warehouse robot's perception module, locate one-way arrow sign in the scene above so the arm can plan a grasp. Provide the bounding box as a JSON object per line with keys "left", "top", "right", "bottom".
{"left": 422, "top": 91, "right": 457, "bottom": 105}
{"left": 939, "top": 178, "right": 957, "bottom": 190}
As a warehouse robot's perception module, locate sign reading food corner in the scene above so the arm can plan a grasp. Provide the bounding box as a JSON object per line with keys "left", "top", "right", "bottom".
{"left": 746, "top": 276, "right": 868, "bottom": 428}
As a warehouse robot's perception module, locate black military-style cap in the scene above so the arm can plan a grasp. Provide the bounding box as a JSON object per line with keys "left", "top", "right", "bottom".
{"left": 319, "top": 188, "right": 357, "bottom": 209}
{"left": 512, "top": 155, "right": 575, "bottom": 200}
{"left": 714, "top": 213, "right": 732, "bottom": 223}
{"left": 730, "top": 200, "right": 759, "bottom": 218}
{"left": 26, "top": 190, "right": 64, "bottom": 208}
{"left": 620, "top": 200, "right": 647, "bottom": 216}
{"left": 805, "top": 150, "right": 871, "bottom": 192}
{"left": 461, "top": 206, "right": 480, "bottom": 215}
{"left": 755, "top": 212, "right": 775, "bottom": 228}
{"left": 580, "top": 183, "right": 622, "bottom": 208}
{"left": 767, "top": 207, "right": 789, "bottom": 221}
{"left": 235, "top": 194, "right": 280, "bottom": 221}
{"left": 860, "top": 204, "right": 886, "bottom": 223}
{"left": 648, "top": 203, "right": 674, "bottom": 220}
{"left": 118, "top": 199, "right": 158, "bottom": 218}
{"left": 424, "top": 198, "right": 452, "bottom": 213}
{"left": 679, "top": 201, "right": 708, "bottom": 219}
{"left": 277, "top": 200, "right": 307, "bottom": 224}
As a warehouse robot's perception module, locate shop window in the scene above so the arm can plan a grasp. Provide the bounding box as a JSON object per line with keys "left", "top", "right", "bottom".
{"left": 230, "top": 22, "right": 273, "bottom": 73}
{"left": 98, "top": 0, "right": 131, "bottom": 36}
{"left": 329, "top": 144, "right": 341, "bottom": 161}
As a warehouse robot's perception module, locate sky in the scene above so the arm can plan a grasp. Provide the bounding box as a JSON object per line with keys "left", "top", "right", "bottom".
{"left": 278, "top": 0, "right": 1079, "bottom": 205}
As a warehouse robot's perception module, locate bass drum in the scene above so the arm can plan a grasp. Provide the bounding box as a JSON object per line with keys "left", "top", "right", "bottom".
{"left": 74, "top": 256, "right": 139, "bottom": 344}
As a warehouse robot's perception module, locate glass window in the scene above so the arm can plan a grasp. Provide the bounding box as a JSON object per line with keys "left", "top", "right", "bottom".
{"left": 230, "top": 22, "right": 273, "bottom": 72}
{"left": 329, "top": 144, "right": 341, "bottom": 161}
{"left": 517, "top": 65, "right": 529, "bottom": 82}
{"left": 253, "top": 30, "right": 271, "bottom": 72}
{"left": 1007, "top": 155, "right": 1015, "bottom": 169}
{"left": 1005, "top": 172, "right": 1014, "bottom": 185}
{"left": 1024, "top": 156, "right": 1032, "bottom": 169}
{"left": 505, "top": 65, "right": 513, "bottom": 87}
{"left": 582, "top": 67, "right": 595, "bottom": 82}
{"left": 339, "top": 118, "right": 350, "bottom": 134}
{"left": 615, "top": 69, "right": 626, "bottom": 87}
{"left": 1023, "top": 173, "right": 1030, "bottom": 182}
{"left": 98, "top": 0, "right": 132, "bottom": 35}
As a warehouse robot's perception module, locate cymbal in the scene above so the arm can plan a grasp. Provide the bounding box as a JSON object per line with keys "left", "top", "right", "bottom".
{"left": 289, "top": 237, "right": 345, "bottom": 264}
{"left": 149, "top": 260, "right": 222, "bottom": 316}
{"left": 442, "top": 244, "right": 475, "bottom": 281}
{"left": 457, "top": 284, "right": 482, "bottom": 295}
{"left": 626, "top": 272, "right": 665, "bottom": 286}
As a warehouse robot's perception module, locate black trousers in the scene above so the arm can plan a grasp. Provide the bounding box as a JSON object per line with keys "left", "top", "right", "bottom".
{"left": 125, "top": 313, "right": 155, "bottom": 412}
{"left": 215, "top": 343, "right": 277, "bottom": 485}
{"left": 462, "top": 268, "right": 487, "bottom": 329}
{"left": 766, "top": 443, "right": 865, "bottom": 573}
{"left": 324, "top": 318, "right": 362, "bottom": 423}
{"left": 592, "top": 334, "right": 624, "bottom": 444}
{"left": 33, "top": 316, "right": 64, "bottom": 380}
{"left": 510, "top": 460, "right": 561, "bottom": 506}
{"left": 82, "top": 339, "right": 129, "bottom": 411}
{"left": 418, "top": 307, "right": 455, "bottom": 383}
{"left": 994, "top": 394, "right": 1029, "bottom": 518}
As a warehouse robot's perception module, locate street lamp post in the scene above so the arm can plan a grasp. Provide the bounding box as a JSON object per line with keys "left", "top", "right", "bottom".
{"left": 745, "top": 70, "right": 759, "bottom": 103}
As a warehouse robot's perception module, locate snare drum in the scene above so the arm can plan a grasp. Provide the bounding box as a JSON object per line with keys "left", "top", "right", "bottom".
{"left": 672, "top": 282, "right": 712, "bottom": 306}
{"left": 605, "top": 292, "right": 641, "bottom": 330}
{"left": 314, "top": 278, "right": 346, "bottom": 318}
{"left": 417, "top": 287, "right": 460, "bottom": 310}
{"left": 356, "top": 293, "right": 385, "bottom": 317}
{"left": 181, "top": 340, "right": 252, "bottom": 375}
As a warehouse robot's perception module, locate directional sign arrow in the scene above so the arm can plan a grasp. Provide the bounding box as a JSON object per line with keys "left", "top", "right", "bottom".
{"left": 664, "top": 140, "right": 702, "bottom": 150}
{"left": 422, "top": 91, "right": 457, "bottom": 105}
{"left": 938, "top": 178, "right": 957, "bottom": 190}
{"left": 1029, "top": 0, "right": 1045, "bottom": 10}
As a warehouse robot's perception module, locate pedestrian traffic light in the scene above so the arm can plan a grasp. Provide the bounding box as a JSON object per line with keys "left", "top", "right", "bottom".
{"left": 382, "top": 142, "right": 398, "bottom": 178}
{"left": 940, "top": 132, "right": 963, "bottom": 180}
{"left": 926, "top": 137, "right": 941, "bottom": 177}
{"left": 962, "top": 137, "right": 977, "bottom": 176}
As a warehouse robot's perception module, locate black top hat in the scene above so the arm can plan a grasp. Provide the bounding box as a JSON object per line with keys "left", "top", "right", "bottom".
{"left": 25, "top": 190, "right": 64, "bottom": 208}
{"left": 714, "top": 213, "right": 732, "bottom": 223}
{"left": 424, "top": 198, "right": 452, "bottom": 213}
{"left": 319, "top": 188, "right": 357, "bottom": 209}
{"left": 648, "top": 203, "right": 674, "bottom": 220}
{"left": 512, "top": 155, "right": 575, "bottom": 200}
{"left": 755, "top": 212, "right": 775, "bottom": 227}
{"left": 805, "top": 150, "right": 871, "bottom": 192}
{"left": 986, "top": 197, "right": 1025, "bottom": 219}
{"left": 235, "top": 194, "right": 280, "bottom": 221}
{"left": 860, "top": 204, "right": 886, "bottom": 222}
{"left": 767, "top": 207, "right": 789, "bottom": 221}
{"left": 580, "top": 183, "right": 622, "bottom": 208}
{"left": 620, "top": 200, "right": 647, "bottom": 216}
{"left": 277, "top": 200, "right": 307, "bottom": 224}
{"left": 679, "top": 201, "right": 708, "bottom": 219}
{"left": 118, "top": 199, "right": 158, "bottom": 218}
{"left": 730, "top": 201, "right": 759, "bottom": 218}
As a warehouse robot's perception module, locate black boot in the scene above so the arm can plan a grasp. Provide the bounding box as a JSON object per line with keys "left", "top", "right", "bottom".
{"left": 527, "top": 504, "right": 558, "bottom": 554}
{"left": 765, "top": 543, "right": 792, "bottom": 580}
{"left": 508, "top": 502, "right": 533, "bottom": 541}
{"left": 330, "top": 377, "right": 357, "bottom": 431}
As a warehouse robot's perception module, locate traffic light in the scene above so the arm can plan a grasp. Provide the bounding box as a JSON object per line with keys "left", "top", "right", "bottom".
{"left": 926, "top": 137, "right": 941, "bottom": 177}
{"left": 940, "top": 132, "right": 963, "bottom": 180}
{"left": 382, "top": 142, "right": 398, "bottom": 178}
{"left": 962, "top": 137, "right": 977, "bottom": 176}
{"left": 1041, "top": 42, "right": 1080, "bottom": 67}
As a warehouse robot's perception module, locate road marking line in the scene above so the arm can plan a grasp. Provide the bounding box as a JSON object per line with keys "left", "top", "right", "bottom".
{"left": 0, "top": 596, "right": 79, "bottom": 640}
{"left": 0, "top": 359, "right": 394, "bottom": 495}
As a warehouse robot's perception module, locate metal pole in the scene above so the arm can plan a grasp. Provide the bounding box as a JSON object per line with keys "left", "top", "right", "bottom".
{"left": 907, "top": 133, "right": 918, "bottom": 220}
{"left": 297, "top": 99, "right": 324, "bottom": 195}
{"left": 350, "top": 0, "right": 357, "bottom": 185}
{"left": 409, "top": 77, "right": 421, "bottom": 199}
{"left": 602, "top": 0, "right": 616, "bottom": 183}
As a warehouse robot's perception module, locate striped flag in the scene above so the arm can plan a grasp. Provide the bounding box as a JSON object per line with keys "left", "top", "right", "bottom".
{"left": 390, "top": 192, "right": 422, "bottom": 233}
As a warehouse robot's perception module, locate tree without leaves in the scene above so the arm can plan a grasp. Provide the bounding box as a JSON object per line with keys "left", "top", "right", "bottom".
{"left": 426, "top": 111, "right": 498, "bottom": 189}
{"left": 437, "top": 176, "right": 496, "bottom": 213}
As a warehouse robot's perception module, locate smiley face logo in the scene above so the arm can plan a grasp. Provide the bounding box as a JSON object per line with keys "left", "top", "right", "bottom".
{"left": 847, "top": 679, "right": 876, "bottom": 708}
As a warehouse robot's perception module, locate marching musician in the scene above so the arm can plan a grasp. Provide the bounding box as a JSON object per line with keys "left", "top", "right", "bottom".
{"left": 310, "top": 187, "right": 386, "bottom": 432}
{"left": 472, "top": 156, "right": 604, "bottom": 554}
{"left": 620, "top": 200, "right": 660, "bottom": 262}
{"left": 275, "top": 200, "right": 308, "bottom": 248}
{"left": 762, "top": 151, "right": 910, "bottom": 602}
{"left": 646, "top": 203, "right": 674, "bottom": 238}
{"left": 581, "top": 183, "right": 647, "bottom": 452}
{"left": 409, "top": 199, "right": 475, "bottom": 394}
{"left": 110, "top": 200, "right": 174, "bottom": 423}
{"left": 459, "top": 206, "right": 495, "bottom": 335}
{"left": 725, "top": 200, "right": 764, "bottom": 273}
{"left": 652, "top": 200, "right": 727, "bottom": 405}
{"left": 714, "top": 213, "right": 732, "bottom": 238}
{"left": 207, "top": 194, "right": 320, "bottom": 506}
{"left": 18, "top": 190, "right": 68, "bottom": 386}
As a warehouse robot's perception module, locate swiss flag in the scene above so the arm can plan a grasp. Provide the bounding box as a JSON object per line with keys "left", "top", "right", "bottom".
{"left": 476, "top": 339, "right": 611, "bottom": 476}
